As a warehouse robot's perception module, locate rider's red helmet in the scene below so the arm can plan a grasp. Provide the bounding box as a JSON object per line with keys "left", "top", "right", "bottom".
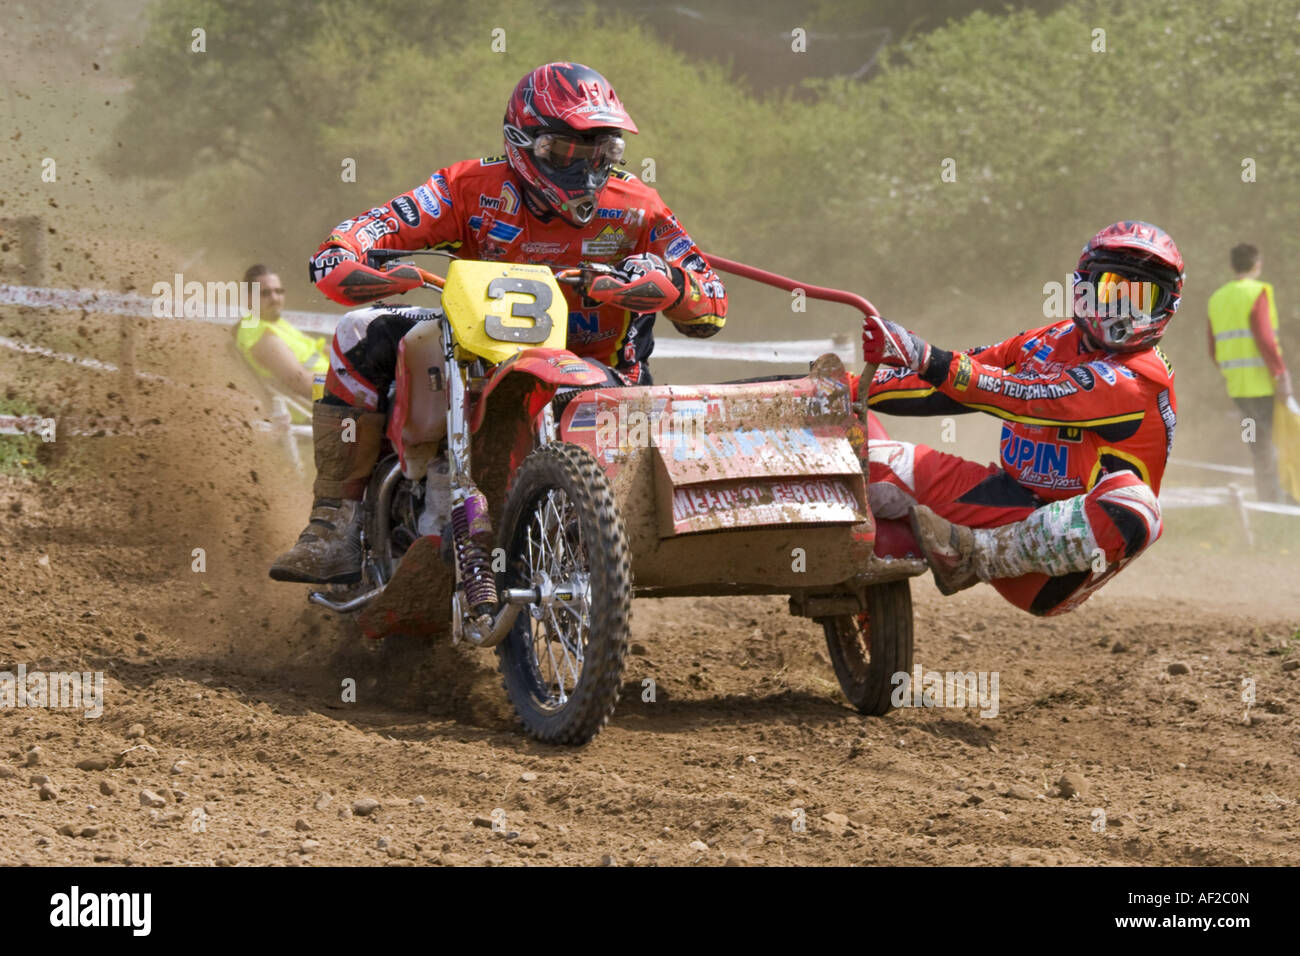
{"left": 503, "top": 62, "right": 638, "bottom": 227}
{"left": 1072, "top": 220, "right": 1185, "bottom": 352}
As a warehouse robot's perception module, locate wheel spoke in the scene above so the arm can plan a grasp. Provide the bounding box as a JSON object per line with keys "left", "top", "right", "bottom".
{"left": 512, "top": 483, "right": 593, "bottom": 712}
{"left": 548, "top": 605, "right": 582, "bottom": 692}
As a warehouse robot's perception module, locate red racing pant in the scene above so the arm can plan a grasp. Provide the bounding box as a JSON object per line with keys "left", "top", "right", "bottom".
{"left": 867, "top": 439, "right": 1162, "bottom": 616}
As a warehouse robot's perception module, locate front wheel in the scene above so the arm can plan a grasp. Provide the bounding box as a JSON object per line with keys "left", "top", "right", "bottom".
{"left": 822, "top": 580, "right": 913, "bottom": 715}
{"left": 495, "top": 442, "right": 631, "bottom": 744}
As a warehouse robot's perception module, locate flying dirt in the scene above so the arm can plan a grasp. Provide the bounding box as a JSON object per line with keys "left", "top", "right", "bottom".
{"left": 1, "top": 310, "right": 1297, "bottom": 864}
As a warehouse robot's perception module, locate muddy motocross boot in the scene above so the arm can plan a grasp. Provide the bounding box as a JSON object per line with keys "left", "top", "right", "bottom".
{"left": 910, "top": 497, "right": 1102, "bottom": 595}
{"left": 909, "top": 505, "right": 980, "bottom": 595}
{"left": 269, "top": 403, "right": 385, "bottom": 584}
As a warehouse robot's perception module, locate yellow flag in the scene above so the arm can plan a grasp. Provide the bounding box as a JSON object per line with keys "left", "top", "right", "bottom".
{"left": 1275, "top": 395, "right": 1300, "bottom": 503}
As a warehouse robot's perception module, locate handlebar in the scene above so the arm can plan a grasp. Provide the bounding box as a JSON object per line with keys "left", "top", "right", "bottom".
{"left": 366, "top": 249, "right": 617, "bottom": 293}
{"left": 363, "top": 248, "right": 880, "bottom": 324}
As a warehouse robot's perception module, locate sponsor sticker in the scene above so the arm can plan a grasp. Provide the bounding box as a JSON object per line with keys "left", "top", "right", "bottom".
{"left": 478, "top": 183, "right": 520, "bottom": 215}
{"left": 499, "top": 182, "right": 520, "bottom": 215}
{"left": 975, "top": 374, "right": 1078, "bottom": 400}
{"left": 522, "top": 241, "right": 569, "bottom": 255}
{"left": 414, "top": 185, "right": 442, "bottom": 218}
{"left": 650, "top": 216, "right": 681, "bottom": 242}
{"left": 582, "top": 224, "right": 631, "bottom": 258}
{"left": 1000, "top": 426, "right": 1081, "bottom": 491}
{"left": 391, "top": 195, "right": 421, "bottom": 228}
{"left": 1067, "top": 366, "right": 1095, "bottom": 390}
{"left": 355, "top": 217, "right": 399, "bottom": 251}
{"left": 1157, "top": 388, "right": 1176, "bottom": 456}
{"left": 665, "top": 235, "right": 693, "bottom": 260}
{"left": 467, "top": 216, "right": 523, "bottom": 244}
{"left": 670, "top": 478, "right": 857, "bottom": 522}
{"left": 597, "top": 207, "right": 625, "bottom": 220}
{"left": 567, "top": 311, "right": 616, "bottom": 344}
{"left": 1087, "top": 360, "right": 1117, "bottom": 385}
{"left": 953, "top": 353, "right": 973, "bottom": 391}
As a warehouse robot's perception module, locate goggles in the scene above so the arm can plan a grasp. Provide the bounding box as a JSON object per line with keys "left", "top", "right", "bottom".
{"left": 530, "top": 131, "right": 625, "bottom": 170}
{"left": 1082, "top": 269, "right": 1172, "bottom": 324}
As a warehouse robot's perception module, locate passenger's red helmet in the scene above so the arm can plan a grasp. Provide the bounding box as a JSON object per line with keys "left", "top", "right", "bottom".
{"left": 503, "top": 62, "right": 638, "bottom": 226}
{"left": 1072, "top": 221, "right": 1185, "bottom": 352}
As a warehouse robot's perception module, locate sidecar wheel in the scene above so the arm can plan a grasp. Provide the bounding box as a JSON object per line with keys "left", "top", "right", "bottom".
{"left": 823, "top": 580, "right": 913, "bottom": 716}
{"left": 495, "top": 442, "right": 631, "bottom": 745}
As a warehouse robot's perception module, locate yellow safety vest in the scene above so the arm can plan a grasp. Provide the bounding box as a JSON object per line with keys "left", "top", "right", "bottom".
{"left": 233, "top": 315, "right": 329, "bottom": 418}
{"left": 1207, "top": 278, "right": 1279, "bottom": 398}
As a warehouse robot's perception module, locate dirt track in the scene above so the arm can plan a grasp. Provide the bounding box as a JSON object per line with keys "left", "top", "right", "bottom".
{"left": 0, "top": 345, "right": 1294, "bottom": 874}
{"left": 1, "top": 328, "right": 1298, "bottom": 867}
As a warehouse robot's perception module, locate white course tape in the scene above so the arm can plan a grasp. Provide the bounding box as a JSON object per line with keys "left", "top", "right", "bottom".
{"left": 0, "top": 282, "right": 854, "bottom": 363}
{"left": 1160, "top": 484, "right": 1300, "bottom": 517}
{"left": 0, "top": 282, "right": 342, "bottom": 334}
{"left": 0, "top": 334, "right": 170, "bottom": 381}
{"left": 1168, "top": 457, "right": 1254, "bottom": 477}
{"left": 0, "top": 407, "right": 308, "bottom": 440}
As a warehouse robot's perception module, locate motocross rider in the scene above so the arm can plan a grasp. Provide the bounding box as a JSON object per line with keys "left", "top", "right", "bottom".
{"left": 859, "top": 221, "right": 1182, "bottom": 615}
{"left": 271, "top": 62, "right": 728, "bottom": 584}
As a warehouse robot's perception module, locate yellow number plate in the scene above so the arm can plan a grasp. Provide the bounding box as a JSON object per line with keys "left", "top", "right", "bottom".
{"left": 440, "top": 261, "right": 567, "bottom": 365}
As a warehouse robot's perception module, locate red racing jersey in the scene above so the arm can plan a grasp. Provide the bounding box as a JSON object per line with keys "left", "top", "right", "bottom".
{"left": 315, "top": 156, "right": 727, "bottom": 380}
{"left": 861, "top": 320, "right": 1177, "bottom": 499}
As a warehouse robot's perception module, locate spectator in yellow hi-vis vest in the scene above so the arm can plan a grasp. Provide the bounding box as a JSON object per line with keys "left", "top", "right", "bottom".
{"left": 1207, "top": 244, "right": 1294, "bottom": 503}
{"left": 233, "top": 265, "right": 329, "bottom": 423}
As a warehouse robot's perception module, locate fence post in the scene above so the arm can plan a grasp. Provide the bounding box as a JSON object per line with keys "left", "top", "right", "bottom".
{"left": 19, "top": 217, "right": 46, "bottom": 287}
{"left": 1227, "top": 483, "right": 1253, "bottom": 548}
{"left": 831, "top": 331, "right": 854, "bottom": 365}
{"left": 270, "top": 395, "right": 303, "bottom": 476}
{"left": 0, "top": 216, "right": 45, "bottom": 286}
{"left": 119, "top": 313, "right": 137, "bottom": 410}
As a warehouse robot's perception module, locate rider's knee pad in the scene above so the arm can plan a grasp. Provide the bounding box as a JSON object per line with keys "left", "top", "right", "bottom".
{"left": 1087, "top": 471, "right": 1162, "bottom": 560}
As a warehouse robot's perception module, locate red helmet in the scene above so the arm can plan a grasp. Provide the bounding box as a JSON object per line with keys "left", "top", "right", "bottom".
{"left": 503, "top": 62, "right": 638, "bottom": 226}
{"left": 1072, "top": 221, "right": 1185, "bottom": 352}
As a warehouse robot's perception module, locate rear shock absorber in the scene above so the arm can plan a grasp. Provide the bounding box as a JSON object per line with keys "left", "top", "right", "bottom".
{"left": 452, "top": 487, "right": 498, "bottom": 617}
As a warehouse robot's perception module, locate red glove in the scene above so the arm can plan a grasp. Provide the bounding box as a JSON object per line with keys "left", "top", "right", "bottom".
{"left": 862, "top": 315, "right": 933, "bottom": 371}
{"left": 587, "top": 253, "right": 683, "bottom": 313}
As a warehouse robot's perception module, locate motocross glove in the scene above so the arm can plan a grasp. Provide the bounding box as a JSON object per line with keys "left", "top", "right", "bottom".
{"left": 587, "top": 253, "right": 684, "bottom": 314}
{"left": 862, "top": 315, "right": 952, "bottom": 385}
{"left": 309, "top": 245, "right": 359, "bottom": 284}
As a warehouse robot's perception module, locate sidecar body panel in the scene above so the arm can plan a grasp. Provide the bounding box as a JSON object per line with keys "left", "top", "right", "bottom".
{"left": 558, "top": 354, "right": 881, "bottom": 594}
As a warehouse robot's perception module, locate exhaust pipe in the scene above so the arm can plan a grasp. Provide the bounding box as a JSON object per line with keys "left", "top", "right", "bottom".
{"left": 308, "top": 587, "right": 384, "bottom": 613}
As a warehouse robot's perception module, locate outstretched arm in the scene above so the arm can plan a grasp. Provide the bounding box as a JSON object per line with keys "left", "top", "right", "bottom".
{"left": 861, "top": 320, "right": 1027, "bottom": 417}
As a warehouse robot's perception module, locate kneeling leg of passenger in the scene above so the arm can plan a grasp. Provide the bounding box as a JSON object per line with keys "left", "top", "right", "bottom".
{"left": 988, "top": 471, "right": 1162, "bottom": 616}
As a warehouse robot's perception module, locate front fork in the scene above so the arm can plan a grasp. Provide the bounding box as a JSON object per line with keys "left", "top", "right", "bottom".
{"left": 440, "top": 317, "right": 500, "bottom": 626}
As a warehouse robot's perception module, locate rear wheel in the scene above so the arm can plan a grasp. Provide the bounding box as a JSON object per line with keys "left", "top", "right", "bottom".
{"left": 823, "top": 580, "right": 913, "bottom": 715}
{"left": 495, "top": 442, "right": 631, "bottom": 744}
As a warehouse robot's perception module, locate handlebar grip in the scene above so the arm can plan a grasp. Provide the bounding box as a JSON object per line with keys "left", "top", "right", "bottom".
{"left": 365, "top": 249, "right": 411, "bottom": 267}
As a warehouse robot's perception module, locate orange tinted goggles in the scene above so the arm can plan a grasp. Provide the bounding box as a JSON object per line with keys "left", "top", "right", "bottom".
{"left": 1095, "top": 271, "right": 1161, "bottom": 320}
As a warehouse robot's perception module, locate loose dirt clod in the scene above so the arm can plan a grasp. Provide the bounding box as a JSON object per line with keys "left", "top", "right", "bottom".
{"left": 1055, "top": 774, "right": 1089, "bottom": 799}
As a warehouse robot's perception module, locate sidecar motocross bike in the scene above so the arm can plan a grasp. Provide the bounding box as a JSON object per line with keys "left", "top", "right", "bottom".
{"left": 305, "top": 252, "right": 928, "bottom": 743}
